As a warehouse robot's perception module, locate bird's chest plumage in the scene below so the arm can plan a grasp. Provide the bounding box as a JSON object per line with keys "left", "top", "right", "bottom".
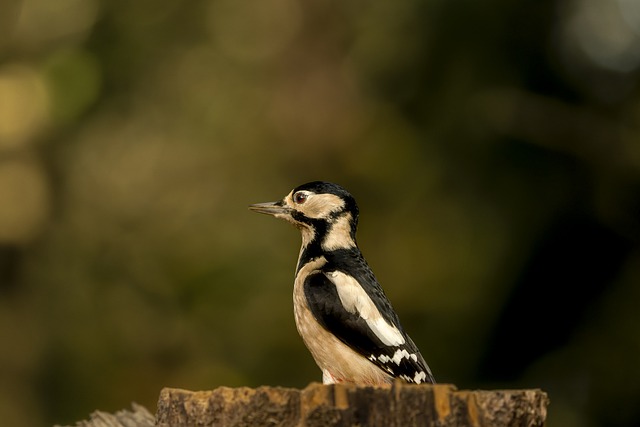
{"left": 292, "top": 257, "right": 333, "bottom": 364}
{"left": 292, "top": 256, "right": 392, "bottom": 384}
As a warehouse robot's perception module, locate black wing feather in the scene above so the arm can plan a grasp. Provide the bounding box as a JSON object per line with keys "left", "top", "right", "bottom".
{"left": 303, "top": 266, "right": 435, "bottom": 384}
{"left": 304, "top": 271, "right": 388, "bottom": 351}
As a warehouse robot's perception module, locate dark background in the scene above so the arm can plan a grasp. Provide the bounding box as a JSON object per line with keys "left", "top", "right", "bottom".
{"left": 1, "top": 0, "right": 639, "bottom": 426}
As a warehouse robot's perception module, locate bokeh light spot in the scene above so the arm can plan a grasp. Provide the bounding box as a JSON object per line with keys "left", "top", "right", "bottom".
{"left": 563, "top": 0, "right": 640, "bottom": 72}
{"left": 0, "top": 65, "right": 50, "bottom": 148}
{"left": 43, "top": 49, "right": 102, "bottom": 123}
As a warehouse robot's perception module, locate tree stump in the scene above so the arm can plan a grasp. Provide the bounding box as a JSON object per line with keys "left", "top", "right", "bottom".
{"left": 155, "top": 382, "right": 549, "bottom": 427}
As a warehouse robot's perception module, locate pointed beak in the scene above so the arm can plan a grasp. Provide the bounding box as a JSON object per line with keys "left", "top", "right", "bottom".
{"left": 248, "top": 200, "right": 291, "bottom": 216}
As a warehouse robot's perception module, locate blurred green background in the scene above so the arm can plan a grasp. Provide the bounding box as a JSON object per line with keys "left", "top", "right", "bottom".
{"left": 1, "top": 0, "right": 639, "bottom": 426}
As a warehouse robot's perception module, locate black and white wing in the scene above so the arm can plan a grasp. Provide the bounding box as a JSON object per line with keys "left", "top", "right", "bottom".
{"left": 303, "top": 268, "right": 435, "bottom": 384}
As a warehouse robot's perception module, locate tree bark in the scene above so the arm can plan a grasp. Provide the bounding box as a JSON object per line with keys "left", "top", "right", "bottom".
{"left": 155, "top": 382, "right": 549, "bottom": 427}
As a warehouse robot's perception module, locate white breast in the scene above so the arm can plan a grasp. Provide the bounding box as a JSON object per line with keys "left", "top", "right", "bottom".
{"left": 292, "top": 257, "right": 393, "bottom": 385}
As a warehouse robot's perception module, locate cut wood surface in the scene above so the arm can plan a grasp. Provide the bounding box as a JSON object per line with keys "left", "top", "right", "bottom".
{"left": 156, "top": 382, "right": 549, "bottom": 427}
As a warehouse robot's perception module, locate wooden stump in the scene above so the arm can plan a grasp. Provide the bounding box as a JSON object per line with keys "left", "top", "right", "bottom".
{"left": 155, "top": 382, "right": 549, "bottom": 427}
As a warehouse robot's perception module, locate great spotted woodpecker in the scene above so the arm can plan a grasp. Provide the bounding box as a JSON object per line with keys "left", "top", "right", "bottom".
{"left": 249, "top": 181, "right": 435, "bottom": 385}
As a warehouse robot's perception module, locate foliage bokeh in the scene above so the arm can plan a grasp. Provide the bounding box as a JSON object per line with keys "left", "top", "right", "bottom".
{"left": 1, "top": 0, "right": 639, "bottom": 426}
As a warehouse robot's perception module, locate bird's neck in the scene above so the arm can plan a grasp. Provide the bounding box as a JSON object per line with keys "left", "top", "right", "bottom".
{"left": 296, "top": 214, "right": 357, "bottom": 273}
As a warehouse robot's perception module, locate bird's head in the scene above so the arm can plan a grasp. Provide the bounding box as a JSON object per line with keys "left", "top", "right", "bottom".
{"left": 249, "top": 181, "right": 359, "bottom": 251}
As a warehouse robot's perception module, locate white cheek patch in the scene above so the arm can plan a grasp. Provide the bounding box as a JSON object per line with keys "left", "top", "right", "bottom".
{"left": 326, "top": 271, "right": 405, "bottom": 347}
{"left": 304, "top": 194, "right": 345, "bottom": 219}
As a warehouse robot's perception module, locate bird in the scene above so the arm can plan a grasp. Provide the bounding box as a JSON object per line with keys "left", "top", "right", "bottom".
{"left": 249, "top": 181, "right": 435, "bottom": 385}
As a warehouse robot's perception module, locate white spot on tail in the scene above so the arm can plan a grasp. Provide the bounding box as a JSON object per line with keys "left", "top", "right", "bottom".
{"left": 391, "top": 349, "right": 412, "bottom": 365}
{"left": 414, "top": 371, "right": 427, "bottom": 384}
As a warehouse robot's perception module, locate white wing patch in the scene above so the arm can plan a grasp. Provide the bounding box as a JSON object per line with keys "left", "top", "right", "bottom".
{"left": 326, "top": 271, "right": 406, "bottom": 347}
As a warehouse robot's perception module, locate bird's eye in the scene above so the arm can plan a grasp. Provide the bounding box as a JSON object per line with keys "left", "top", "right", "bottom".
{"left": 293, "top": 192, "right": 307, "bottom": 204}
